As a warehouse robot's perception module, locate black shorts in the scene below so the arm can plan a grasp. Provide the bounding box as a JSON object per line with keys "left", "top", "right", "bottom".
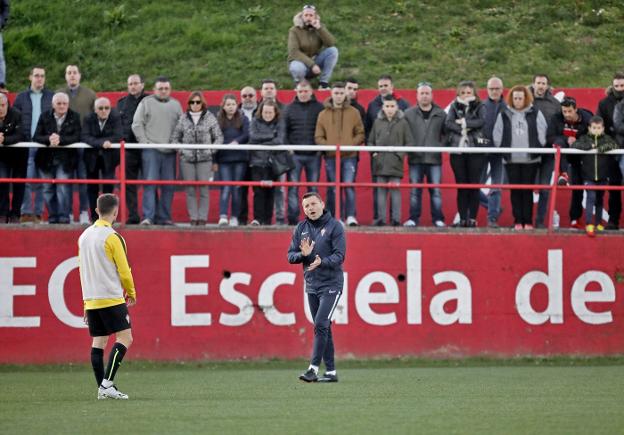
{"left": 86, "top": 303, "right": 131, "bottom": 337}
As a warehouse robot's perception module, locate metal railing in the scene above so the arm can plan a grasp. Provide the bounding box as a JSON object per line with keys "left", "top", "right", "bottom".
{"left": 3, "top": 142, "right": 624, "bottom": 232}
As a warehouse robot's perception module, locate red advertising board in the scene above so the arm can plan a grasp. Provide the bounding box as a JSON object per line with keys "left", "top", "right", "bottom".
{"left": 1, "top": 228, "right": 622, "bottom": 363}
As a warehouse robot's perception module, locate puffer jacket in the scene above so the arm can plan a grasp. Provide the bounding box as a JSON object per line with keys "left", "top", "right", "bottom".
{"left": 445, "top": 97, "right": 486, "bottom": 147}
{"left": 287, "top": 12, "right": 336, "bottom": 67}
{"left": 368, "top": 110, "right": 413, "bottom": 178}
{"left": 170, "top": 110, "right": 223, "bottom": 163}
{"left": 597, "top": 86, "right": 624, "bottom": 137}
{"left": 283, "top": 95, "right": 324, "bottom": 154}
{"left": 404, "top": 103, "right": 446, "bottom": 165}
{"left": 574, "top": 133, "right": 618, "bottom": 182}
{"left": 249, "top": 117, "right": 285, "bottom": 167}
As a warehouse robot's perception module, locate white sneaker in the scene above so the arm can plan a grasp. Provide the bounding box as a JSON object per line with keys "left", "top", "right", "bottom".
{"left": 229, "top": 217, "right": 239, "bottom": 227}
{"left": 345, "top": 216, "right": 358, "bottom": 226}
{"left": 140, "top": 218, "right": 152, "bottom": 225}
{"left": 250, "top": 219, "right": 260, "bottom": 226}
{"left": 79, "top": 211, "right": 90, "bottom": 225}
{"left": 434, "top": 220, "right": 446, "bottom": 228}
{"left": 218, "top": 217, "right": 228, "bottom": 226}
{"left": 403, "top": 219, "right": 416, "bottom": 227}
{"left": 97, "top": 385, "right": 129, "bottom": 400}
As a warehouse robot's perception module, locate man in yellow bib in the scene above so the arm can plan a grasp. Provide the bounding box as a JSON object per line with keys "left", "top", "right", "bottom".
{"left": 78, "top": 193, "right": 136, "bottom": 400}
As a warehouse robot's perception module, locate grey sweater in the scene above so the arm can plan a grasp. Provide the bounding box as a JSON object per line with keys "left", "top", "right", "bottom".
{"left": 493, "top": 105, "right": 547, "bottom": 164}
{"left": 132, "top": 95, "right": 182, "bottom": 153}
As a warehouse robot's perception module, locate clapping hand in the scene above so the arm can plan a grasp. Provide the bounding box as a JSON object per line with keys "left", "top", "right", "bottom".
{"left": 307, "top": 255, "right": 321, "bottom": 271}
{"left": 300, "top": 237, "right": 315, "bottom": 256}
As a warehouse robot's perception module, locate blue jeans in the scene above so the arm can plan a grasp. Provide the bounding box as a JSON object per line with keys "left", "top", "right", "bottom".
{"left": 68, "top": 149, "right": 89, "bottom": 215}
{"left": 21, "top": 149, "right": 45, "bottom": 216}
{"left": 478, "top": 154, "right": 504, "bottom": 223}
{"left": 585, "top": 180, "right": 607, "bottom": 225}
{"left": 218, "top": 162, "right": 247, "bottom": 217}
{"left": 287, "top": 153, "right": 321, "bottom": 223}
{"left": 325, "top": 156, "right": 357, "bottom": 219}
{"left": 408, "top": 163, "right": 444, "bottom": 223}
{"left": 39, "top": 165, "right": 72, "bottom": 223}
{"left": 142, "top": 150, "right": 176, "bottom": 222}
{"left": 288, "top": 47, "right": 339, "bottom": 84}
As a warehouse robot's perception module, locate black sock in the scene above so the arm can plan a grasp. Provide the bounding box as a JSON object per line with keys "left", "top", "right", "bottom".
{"left": 104, "top": 343, "right": 127, "bottom": 383}
{"left": 90, "top": 348, "right": 105, "bottom": 387}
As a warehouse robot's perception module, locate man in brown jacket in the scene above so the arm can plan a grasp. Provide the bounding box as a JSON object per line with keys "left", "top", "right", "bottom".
{"left": 315, "top": 82, "right": 364, "bottom": 224}
{"left": 287, "top": 5, "right": 338, "bottom": 90}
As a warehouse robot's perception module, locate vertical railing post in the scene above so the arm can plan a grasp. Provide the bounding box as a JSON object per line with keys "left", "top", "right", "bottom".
{"left": 547, "top": 147, "right": 561, "bottom": 233}
{"left": 335, "top": 143, "right": 341, "bottom": 221}
{"left": 119, "top": 140, "right": 127, "bottom": 226}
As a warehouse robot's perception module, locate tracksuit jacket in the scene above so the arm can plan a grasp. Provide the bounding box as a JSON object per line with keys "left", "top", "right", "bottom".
{"left": 287, "top": 210, "right": 346, "bottom": 293}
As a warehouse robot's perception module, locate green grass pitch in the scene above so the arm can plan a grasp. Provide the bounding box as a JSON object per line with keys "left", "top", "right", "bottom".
{"left": 2, "top": 359, "right": 623, "bottom": 435}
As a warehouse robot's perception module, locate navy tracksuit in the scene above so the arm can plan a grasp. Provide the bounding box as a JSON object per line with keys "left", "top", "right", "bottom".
{"left": 288, "top": 210, "right": 346, "bottom": 370}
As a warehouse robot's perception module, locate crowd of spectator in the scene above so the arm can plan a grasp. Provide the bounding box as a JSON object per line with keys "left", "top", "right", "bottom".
{"left": 1, "top": 4, "right": 623, "bottom": 236}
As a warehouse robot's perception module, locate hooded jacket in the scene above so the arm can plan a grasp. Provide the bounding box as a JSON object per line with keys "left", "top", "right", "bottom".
{"left": 283, "top": 95, "right": 324, "bottom": 154}
{"left": 404, "top": 103, "right": 446, "bottom": 165}
{"left": 314, "top": 98, "right": 365, "bottom": 158}
{"left": 493, "top": 105, "right": 547, "bottom": 163}
{"left": 368, "top": 110, "right": 413, "bottom": 178}
{"left": 445, "top": 97, "right": 486, "bottom": 147}
{"left": 574, "top": 133, "right": 618, "bottom": 182}
{"left": 365, "top": 93, "right": 410, "bottom": 138}
{"left": 287, "top": 12, "right": 336, "bottom": 67}
{"left": 287, "top": 209, "right": 345, "bottom": 294}
{"left": 249, "top": 116, "right": 285, "bottom": 167}
{"left": 170, "top": 110, "right": 223, "bottom": 163}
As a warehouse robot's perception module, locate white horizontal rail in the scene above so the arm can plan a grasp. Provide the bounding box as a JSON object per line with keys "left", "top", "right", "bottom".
{"left": 6, "top": 142, "right": 624, "bottom": 155}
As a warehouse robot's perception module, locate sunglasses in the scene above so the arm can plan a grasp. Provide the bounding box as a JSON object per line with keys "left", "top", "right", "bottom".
{"left": 241, "top": 93, "right": 255, "bottom": 98}
{"left": 189, "top": 100, "right": 202, "bottom": 105}
{"left": 417, "top": 81, "right": 432, "bottom": 88}
{"left": 303, "top": 4, "right": 316, "bottom": 10}
{"left": 97, "top": 106, "right": 110, "bottom": 110}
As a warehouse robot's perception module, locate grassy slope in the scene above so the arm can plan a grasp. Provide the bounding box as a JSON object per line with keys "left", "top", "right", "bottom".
{"left": 5, "top": 1, "right": 624, "bottom": 92}
{"left": 3, "top": 362, "right": 624, "bottom": 434}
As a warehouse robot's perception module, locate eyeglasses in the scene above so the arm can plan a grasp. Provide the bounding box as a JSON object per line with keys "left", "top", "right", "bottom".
{"left": 97, "top": 106, "right": 110, "bottom": 110}
{"left": 241, "top": 93, "right": 255, "bottom": 98}
{"left": 189, "top": 100, "right": 202, "bottom": 105}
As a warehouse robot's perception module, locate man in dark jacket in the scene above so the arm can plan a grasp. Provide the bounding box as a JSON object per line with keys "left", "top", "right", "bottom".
{"left": 82, "top": 97, "right": 123, "bottom": 222}
{"left": 596, "top": 72, "right": 624, "bottom": 230}
{"left": 115, "top": 74, "right": 146, "bottom": 224}
{"left": 547, "top": 96, "right": 592, "bottom": 228}
{"left": 283, "top": 80, "right": 324, "bottom": 224}
{"left": 13, "top": 66, "right": 54, "bottom": 223}
{"left": 34, "top": 92, "right": 81, "bottom": 224}
{"left": 404, "top": 82, "right": 447, "bottom": 227}
{"left": 288, "top": 192, "right": 345, "bottom": 383}
{"left": 365, "top": 75, "right": 410, "bottom": 222}
{"left": 530, "top": 74, "right": 562, "bottom": 228}
{"left": 0, "top": 93, "right": 23, "bottom": 222}
{"left": 345, "top": 78, "right": 365, "bottom": 123}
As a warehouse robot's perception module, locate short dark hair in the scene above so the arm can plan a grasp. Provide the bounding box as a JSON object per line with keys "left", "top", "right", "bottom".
{"left": 331, "top": 81, "right": 345, "bottom": 89}
{"left": 382, "top": 94, "right": 397, "bottom": 103}
{"left": 261, "top": 78, "right": 277, "bottom": 87}
{"left": 533, "top": 74, "right": 550, "bottom": 84}
{"left": 30, "top": 66, "right": 45, "bottom": 74}
{"left": 590, "top": 115, "right": 604, "bottom": 125}
{"left": 302, "top": 191, "right": 323, "bottom": 202}
{"left": 378, "top": 74, "right": 393, "bottom": 82}
{"left": 97, "top": 194, "right": 119, "bottom": 216}
{"left": 155, "top": 75, "right": 169, "bottom": 84}
{"left": 613, "top": 72, "right": 624, "bottom": 81}
{"left": 345, "top": 77, "right": 358, "bottom": 84}
{"left": 561, "top": 96, "right": 577, "bottom": 108}
{"left": 295, "top": 79, "right": 312, "bottom": 89}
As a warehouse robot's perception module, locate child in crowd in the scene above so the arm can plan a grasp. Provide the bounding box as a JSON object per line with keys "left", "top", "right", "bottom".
{"left": 573, "top": 116, "right": 618, "bottom": 237}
